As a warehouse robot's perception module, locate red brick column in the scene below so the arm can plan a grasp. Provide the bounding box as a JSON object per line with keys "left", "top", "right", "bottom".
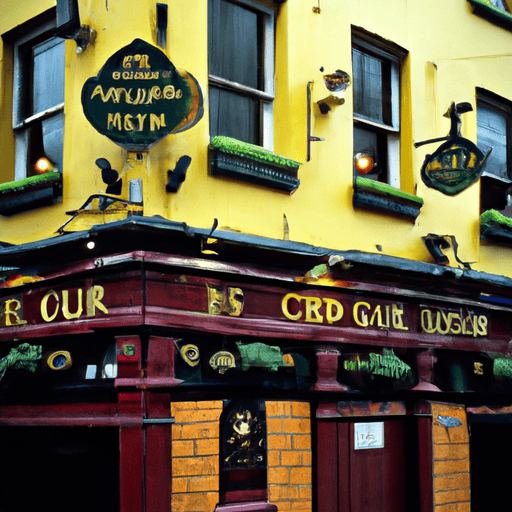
{"left": 266, "top": 401, "right": 312, "bottom": 512}
{"left": 431, "top": 403, "right": 470, "bottom": 512}
{"left": 171, "top": 401, "right": 224, "bottom": 512}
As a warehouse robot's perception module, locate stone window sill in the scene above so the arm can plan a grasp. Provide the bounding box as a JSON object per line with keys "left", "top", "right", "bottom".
{"left": 480, "top": 209, "right": 512, "bottom": 244}
{"left": 353, "top": 176, "right": 424, "bottom": 221}
{"left": 0, "top": 171, "right": 62, "bottom": 216}
{"left": 209, "top": 136, "right": 301, "bottom": 193}
{"left": 467, "top": 0, "right": 512, "bottom": 29}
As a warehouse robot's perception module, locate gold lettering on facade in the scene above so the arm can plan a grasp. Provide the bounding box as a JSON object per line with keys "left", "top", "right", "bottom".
{"left": 281, "top": 293, "right": 345, "bottom": 324}
{"left": 87, "top": 286, "right": 109, "bottom": 317}
{"left": 41, "top": 290, "right": 60, "bottom": 322}
{"left": 62, "top": 289, "right": 83, "bottom": 320}
{"left": 91, "top": 85, "right": 181, "bottom": 104}
{"left": 420, "top": 309, "right": 488, "bottom": 337}
{"left": 207, "top": 285, "right": 244, "bottom": 316}
{"left": 3, "top": 299, "right": 27, "bottom": 326}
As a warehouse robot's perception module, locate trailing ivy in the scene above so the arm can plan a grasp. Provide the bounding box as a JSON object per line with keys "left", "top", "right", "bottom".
{"left": 0, "top": 171, "right": 61, "bottom": 195}
{"left": 210, "top": 136, "right": 301, "bottom": 169}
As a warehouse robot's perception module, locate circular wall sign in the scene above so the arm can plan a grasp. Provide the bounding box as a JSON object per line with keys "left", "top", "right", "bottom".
{"left": 81, "top": 39, "right": 203, "bottom": 150}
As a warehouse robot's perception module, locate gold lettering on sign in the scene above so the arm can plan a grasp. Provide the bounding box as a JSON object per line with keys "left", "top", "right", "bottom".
{"left": 207, "top": 285, "right": 244, "bottom": 316}
{"left": 420, "top": 309, "right": 488, "bottom": 337}
{"left": 62, "top": 289, "right": 83, "bottom": 320}
{"left": 281, "top": 293, "right": 344, "bottom": 325}
{"left": 474, "top": 362, "right": 484, "bottom": 375}
{"left": 87, "top": 286, "right": 109, "bottom": 317}
{"left": 352, "top": 302, "right": 409, "bottom": 330}
{"left": 41, "top": 286, "right": 108, "bottom": 323}
{"left": 91, "top": 86, "right": 182, "bottom": 104}
{"left": 41, "top": 290, "right": 60, "bottom": 322}
{"left": 3, "top": 299, "right": 27, "bottom": 326}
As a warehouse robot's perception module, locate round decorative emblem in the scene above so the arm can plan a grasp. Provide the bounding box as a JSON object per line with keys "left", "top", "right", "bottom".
{"left": 81, "top": 39, "right": 203, "bottom": 150}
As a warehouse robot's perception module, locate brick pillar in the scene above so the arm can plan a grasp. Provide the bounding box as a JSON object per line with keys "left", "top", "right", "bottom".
{"left": 171, "top": 401, "right": 224, "bottom": 512}
{"left": 431, "top": 403, "right": 470, "bottom": 512}
{"left": 266, "top": 401, "right": 312, "bottom": 512}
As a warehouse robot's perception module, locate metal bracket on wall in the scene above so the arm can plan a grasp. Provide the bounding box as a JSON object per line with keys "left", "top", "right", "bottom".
{"left": 307, "top": 81, "right": 325, "bottom": 162}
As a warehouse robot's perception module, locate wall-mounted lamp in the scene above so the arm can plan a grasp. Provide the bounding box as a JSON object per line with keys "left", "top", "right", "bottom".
{"left": 317, "top": 70, "right": 351, "bottom": 114}
{"left": 95, "top": 158, "right": 122, "bottom": 195}
{"left": 56, "top": 0, "right": 96, "bottom": 54}
{"left": 167, "top": 155, "right": 191, "bottom": 193}
{"left": 34, "top": 157, "right": 56, "bottom": 174}
{"left": 353, "top": 152, "right": 375, "bottom": 175}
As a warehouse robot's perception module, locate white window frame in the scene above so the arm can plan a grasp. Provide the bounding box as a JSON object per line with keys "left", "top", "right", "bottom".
{"left": 477, "top": 90, "right": 512, "bottom": 183}
{"left": 352, "top": 34, "right": 401, "bottom": 188}
{"left": 208, "top": 0, "right": 275, "bottom": 150}
{"left": 12, "top": 16, "right": 64, "bottom": 181}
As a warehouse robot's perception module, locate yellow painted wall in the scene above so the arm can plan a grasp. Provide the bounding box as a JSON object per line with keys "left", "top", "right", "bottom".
{"left": 1, "top": 0, "right": 512, "bottom": 277}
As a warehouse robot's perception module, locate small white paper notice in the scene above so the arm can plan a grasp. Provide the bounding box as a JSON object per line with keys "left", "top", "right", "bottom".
{"left": 354, "top": 422, "right": 385, "bottom": 450}
{"left": 85, "top": 365, "right": 97, "bottom": 380}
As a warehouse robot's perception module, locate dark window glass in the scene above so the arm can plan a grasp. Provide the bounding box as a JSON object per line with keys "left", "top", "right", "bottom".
{"left": 208, "top": 0, "right": 261, "bottom": 89}
{"left": 209, "top": 87, "right": 260, "bottom": 144}
{"left": 208, "top": 0, "right": 270, "bottom": 146}
{"left": 13, "top": 22, "right": 65, "bottom": 178}
{"left": 0, "top": 426, "right": 119, "bottom": 512}
{"left": 352, "top": 47, "right": 392, "bottom": 126}
{"left": 477, "top": 102, "right": 509, "bottom": 181}
{"left": 32, "top": 38, "right": 65, "bottom": 115}
{"left": 353, "top": 125, "right": 388, "bottom": 182}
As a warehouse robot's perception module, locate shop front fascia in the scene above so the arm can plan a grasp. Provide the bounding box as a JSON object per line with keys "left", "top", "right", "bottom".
{"left": 1, "top": 218, "right": 512, "bottom": 511}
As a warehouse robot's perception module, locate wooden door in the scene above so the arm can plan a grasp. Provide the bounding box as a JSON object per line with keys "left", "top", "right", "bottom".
{"left": 318, "top": 419, "right": 408, "bottom": 512}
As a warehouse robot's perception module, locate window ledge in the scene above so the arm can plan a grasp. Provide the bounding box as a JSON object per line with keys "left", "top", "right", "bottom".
{"left": 353, "top": 176, "right": 424, "bottom": 220}
{"left": 467, "top": 0, "right": 512, "bottom": 29}
{"left": 209, "top": 136, "right": 301, "bottom": 193}
{"left": 480, "top": 209, "right": 512, "bottom": 244}
{"left": 0, "top": 172, "right": 62, "bottom": 216}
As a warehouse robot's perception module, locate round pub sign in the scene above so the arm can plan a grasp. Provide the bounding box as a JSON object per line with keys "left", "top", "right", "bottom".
{"left": 81, "top": 39, "right": 203, "bottom": 150}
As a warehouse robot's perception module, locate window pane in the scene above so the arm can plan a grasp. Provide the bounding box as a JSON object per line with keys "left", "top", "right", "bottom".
{"left": 0, "top": 426, "right": 119, "bottom": 512}
{"left": 477, "top": 103, "right": 508, "bottom": 180}
{"left": 42, "top": 112, "right": 64, "bottom": 169}
{"left": 32, "top": 38, "right": 65, "bottom": 115}
{"left": 353, "top": 48, "right": 392, "bottom": 125}
{"left": 210, "top": 86, "right": 259, "bottom": 144}
{"left": 353, "top": 125, "right": 388, "bottom": 182}
{"left": 208, "top": 0, "right": 260, "bottom": 89}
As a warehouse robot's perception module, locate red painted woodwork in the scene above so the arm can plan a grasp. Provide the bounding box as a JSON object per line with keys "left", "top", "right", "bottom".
{"left": 317, "top": 418, "right": 408, "bottom": 512}
{"left": 1, "top": 252, "right": 510, "bottom": 353}
{"left": 146, "top": 392, "right": 173, "bottom": 512}
{"left": 418, "top": 417, "right": 434, "bottom": 512}
{"left": 349, "top": 420, "right": 406, "bottom": 512}
{"left": 120, "top": 425, "right": 145, "bottom": 512}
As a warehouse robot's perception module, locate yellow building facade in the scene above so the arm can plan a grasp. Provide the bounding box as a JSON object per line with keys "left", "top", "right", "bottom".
{"left": 2, "top": 1, "right": 512, "bottom": 511}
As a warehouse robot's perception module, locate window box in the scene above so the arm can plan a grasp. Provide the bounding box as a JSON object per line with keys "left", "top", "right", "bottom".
{"left": 480, "top": 209, "right": 512, "bottom": 244}
{"left": 209, "top": 136, "right": 301, "bottom": 192}
{"left": 353, "top": 176, "right": 424, "bottom": 220}
{"left": 468, "top": 0, "right": 512, "bottom": 29}
{"left": 0, "top": 171, "right": 62, "bottom": 216}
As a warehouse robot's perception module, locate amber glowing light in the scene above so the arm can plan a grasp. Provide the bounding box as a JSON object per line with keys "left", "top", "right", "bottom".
{"left": 354, "top": 152, "right": 375, "bottom": 174}
{"left": 34, "top": 157, "right": 55, "bottom": 174}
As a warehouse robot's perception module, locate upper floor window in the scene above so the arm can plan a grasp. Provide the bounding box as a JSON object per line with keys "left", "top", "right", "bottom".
{"left": 489, "top": 0, "right": 510, "bottom": 11}
{"left": 352, "top": 34, "right": 402, "bottom": 187}
{"left": 477, "top": 90, "right": 512, "bottom": 211}
{"left": 10, "top": 13, "right": 65, "bottom": 181}
{"left": 208, "top": 0, "right": 275, "bottom": 148}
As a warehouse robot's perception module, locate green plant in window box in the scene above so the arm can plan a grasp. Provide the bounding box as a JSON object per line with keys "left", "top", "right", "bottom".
{"left": 209, "top": 136, "right": 301, "bottom": 192}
